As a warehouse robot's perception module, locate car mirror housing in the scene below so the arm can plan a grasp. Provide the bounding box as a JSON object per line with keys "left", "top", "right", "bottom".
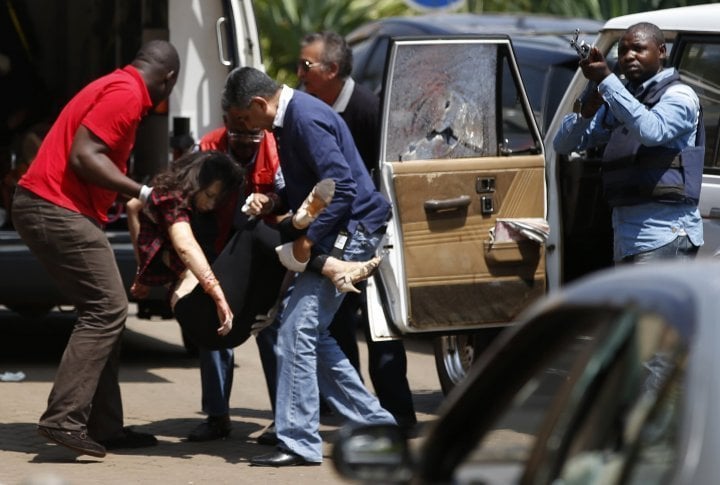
{"left": 332, "top": 424, "right": 414, "bottom": 483}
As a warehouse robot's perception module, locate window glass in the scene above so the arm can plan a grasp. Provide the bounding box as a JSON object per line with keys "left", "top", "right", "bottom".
{"left": 383, "top": 40, "right": 539, "bottom": 162}
{"left": 676, "top": 41, "right": 720, "bottom": 169}
{"left": 451, "top": 308, "right": 686, "bottom": 485}
{"left": 500, "top": 50, "right": 534, "bottom": 154}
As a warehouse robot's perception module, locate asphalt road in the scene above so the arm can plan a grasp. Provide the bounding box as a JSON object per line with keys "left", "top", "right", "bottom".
{"left": 0, "top": 305, "right": 444, "bottom": 485}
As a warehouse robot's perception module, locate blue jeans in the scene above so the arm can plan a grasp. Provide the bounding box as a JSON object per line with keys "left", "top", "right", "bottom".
{"left": 620, "top": 235, "right": 699, "bottom": 264}
{"left": 274, "top": 226, "right": 396, "bottom": 462}
{"left": 198, "top": 331, "right": 277, "bottom": 418}
{"left": 199, "top": 348, "right": 234, "bottom": 417}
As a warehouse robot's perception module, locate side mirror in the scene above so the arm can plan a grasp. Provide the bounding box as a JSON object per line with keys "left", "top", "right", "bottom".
{"left": 332, "top": 424, "right": 414, "bottom": 483}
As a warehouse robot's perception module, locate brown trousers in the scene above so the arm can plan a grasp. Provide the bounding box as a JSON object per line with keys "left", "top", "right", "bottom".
{"left": 12, "top": 187, "right": 127, "bottom": 440}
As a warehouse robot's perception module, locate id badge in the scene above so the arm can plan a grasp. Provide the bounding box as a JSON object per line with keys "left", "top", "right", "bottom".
{"left": 330, "top": 230, "right": 349, "bottom": 258}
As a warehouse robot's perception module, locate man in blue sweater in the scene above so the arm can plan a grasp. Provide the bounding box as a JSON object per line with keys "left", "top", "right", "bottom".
{"left": 223, "top": 66, "right": 396, "bottom": 467}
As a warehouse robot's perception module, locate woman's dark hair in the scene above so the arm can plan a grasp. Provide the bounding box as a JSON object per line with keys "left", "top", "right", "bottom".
{"left": 151, "top": 150, "right": 242, "bottom": 202}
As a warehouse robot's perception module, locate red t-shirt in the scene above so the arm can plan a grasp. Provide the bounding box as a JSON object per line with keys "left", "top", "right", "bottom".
{"left": 19, "top": 66, "right": 152, "bottom": 224}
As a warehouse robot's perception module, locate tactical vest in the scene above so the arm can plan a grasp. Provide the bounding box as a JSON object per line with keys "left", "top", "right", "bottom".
{"left": 601, "top": 71, "right": 705, "bottom": 207}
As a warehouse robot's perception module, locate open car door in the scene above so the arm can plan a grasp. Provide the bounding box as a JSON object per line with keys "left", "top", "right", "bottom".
{"left": 370, "top": 36, "right": 548, "bottom": 336}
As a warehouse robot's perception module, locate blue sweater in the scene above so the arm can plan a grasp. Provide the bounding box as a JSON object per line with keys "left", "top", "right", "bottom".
{"left": 275, "top": 90, "right": 390, "bottom": 251}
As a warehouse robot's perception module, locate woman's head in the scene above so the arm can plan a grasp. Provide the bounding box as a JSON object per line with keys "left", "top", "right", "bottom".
{"left": 153, "top": 150, "right": 243, "bottom": 212}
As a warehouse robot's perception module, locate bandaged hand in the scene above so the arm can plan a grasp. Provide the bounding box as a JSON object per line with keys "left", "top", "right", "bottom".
{"left": 275, "top": 242, "right": 308, "bottom": 272}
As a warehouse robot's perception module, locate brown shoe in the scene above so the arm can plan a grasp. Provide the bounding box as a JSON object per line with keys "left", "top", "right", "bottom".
{"left": 38, "top": 425, "right": 106, "bottom": 457}
{"left": 97, "top": 427, "right": 158, "bottom": 449}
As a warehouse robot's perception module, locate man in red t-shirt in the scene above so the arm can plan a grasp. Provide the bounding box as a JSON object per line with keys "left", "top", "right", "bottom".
{"left": 11, "top": 40, "right": 179, "bottom": 458}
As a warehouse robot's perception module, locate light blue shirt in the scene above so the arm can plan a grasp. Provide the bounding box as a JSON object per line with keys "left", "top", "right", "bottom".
{"left": 553, "top": 68, "right": 703, "bottom": 260}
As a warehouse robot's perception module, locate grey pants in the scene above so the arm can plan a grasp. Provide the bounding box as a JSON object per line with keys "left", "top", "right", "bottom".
{"left": 12, "top": 187, "right": 127, "bottom": 440}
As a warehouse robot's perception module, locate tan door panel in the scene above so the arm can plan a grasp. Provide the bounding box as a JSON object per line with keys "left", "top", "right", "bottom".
{"left": 390, "top": 155, "right": 546, "bottom": 330}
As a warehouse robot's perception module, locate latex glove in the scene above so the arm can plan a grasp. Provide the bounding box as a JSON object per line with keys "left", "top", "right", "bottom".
{"left": 275, "top": 242, "right": 308, "bottom": 272}
{"left": 240, "top": 194, "right": 254, "bottom": 215}
{"left": 251, "top": 302, "right": 280, "bottom": 337}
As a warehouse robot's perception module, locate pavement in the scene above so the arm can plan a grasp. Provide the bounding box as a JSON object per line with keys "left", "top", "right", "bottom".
{"left": 0, "top": 305, "right": 444, "bottom": 485}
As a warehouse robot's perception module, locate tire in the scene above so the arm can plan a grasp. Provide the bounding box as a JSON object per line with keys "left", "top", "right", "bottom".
{"left": 6, "top": 304, "right": 55, "bottom": 319}
{"left": 433, "top": 328, "right": 503, "bottom": 395}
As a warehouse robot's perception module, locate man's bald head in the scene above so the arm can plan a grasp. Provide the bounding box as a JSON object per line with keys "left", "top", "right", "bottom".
{"left": 132, "top": 40, "right": 180, "bottom": 106}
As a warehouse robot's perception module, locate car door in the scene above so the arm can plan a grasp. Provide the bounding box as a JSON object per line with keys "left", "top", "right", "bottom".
{"left": 373, "top": 36, "right": 548, "bottom": 334}
{"left": 671, "top": 34, "right": 720, "bottom": 257}
{"left": 167, "top": 0, "right": 262, "bottom": 138}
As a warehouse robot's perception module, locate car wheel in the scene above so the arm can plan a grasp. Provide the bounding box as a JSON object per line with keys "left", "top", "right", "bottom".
{"left": 6, "top": 304, "right": 55, "bottom": 319}
{"left": 433, "top": 329, "right": 502, "bottom": 395}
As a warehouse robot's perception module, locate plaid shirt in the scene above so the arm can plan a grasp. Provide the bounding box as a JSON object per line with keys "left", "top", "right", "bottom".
{"left": 135, "top": 190, "right": 192, "bottom": 286}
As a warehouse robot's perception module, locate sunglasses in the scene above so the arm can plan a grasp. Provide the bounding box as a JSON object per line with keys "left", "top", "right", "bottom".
{"left": 297, "top": 59, "right": 323, "bottom": 72}
{"left": 227, "top": 130, "right": 264, "bottom": 143}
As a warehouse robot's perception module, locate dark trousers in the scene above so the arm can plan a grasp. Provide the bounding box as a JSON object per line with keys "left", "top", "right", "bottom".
{"left": 330, "top": 287, "right": 417, "bottom": 427}
{"left": 12, "top": 187, "right": 127, "bottom": 440}
{"left": 185, "top": 216, "right": 284, "bottom": 418}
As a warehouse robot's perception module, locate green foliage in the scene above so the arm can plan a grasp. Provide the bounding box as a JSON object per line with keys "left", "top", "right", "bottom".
{"left": 253, "top": 0, "right": 411, "bottom": 85}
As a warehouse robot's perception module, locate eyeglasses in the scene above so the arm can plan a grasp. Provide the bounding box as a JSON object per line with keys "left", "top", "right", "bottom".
{"left": 297, "top": 59, "right": 323, "bottom": 72}
{"left": 227, "top": 130, "right": 264, "bottom": 143}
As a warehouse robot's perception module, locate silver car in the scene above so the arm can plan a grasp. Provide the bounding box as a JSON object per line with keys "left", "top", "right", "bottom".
{"left": 335, "top": 260, "right": 720, "bottom": 484}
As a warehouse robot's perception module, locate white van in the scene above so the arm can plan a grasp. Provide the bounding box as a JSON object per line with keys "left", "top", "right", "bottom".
{"left": 0, "top": 0, "right": 260, "bottom": 323}
{"left": 367, "top": 3, "right": 720, "bottom": 391}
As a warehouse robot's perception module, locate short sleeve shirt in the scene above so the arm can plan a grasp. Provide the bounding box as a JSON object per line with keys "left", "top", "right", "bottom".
{"left": 135, "top": 190, "right": 192, "bottom": 286}
{"left": 18, "top": 66, "right": 152, "bottom": 223}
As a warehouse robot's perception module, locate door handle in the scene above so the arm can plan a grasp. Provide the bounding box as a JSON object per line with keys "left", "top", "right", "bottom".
{"left": 215, "top": 17, "right": 232, "bottom": 67}
{"left": 424, "top": 195, "right": 471, "bottom": 213}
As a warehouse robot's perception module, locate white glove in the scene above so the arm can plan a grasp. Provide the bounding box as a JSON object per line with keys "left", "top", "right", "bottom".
{"left": 240, "top": 194, "right": 254, "bottom": 215}
{"left": 251, "top": 302, "right": 280, "bottom": 337}
{"left": 275, "top": 242, "right": 308, "bottom": 272}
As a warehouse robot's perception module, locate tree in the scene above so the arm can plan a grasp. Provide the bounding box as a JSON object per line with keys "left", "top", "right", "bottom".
{"left": 253, "top": 0, "right": 411, "bottom": 85}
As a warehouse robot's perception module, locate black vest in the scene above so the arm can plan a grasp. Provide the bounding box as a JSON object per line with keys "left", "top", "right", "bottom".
{"left": 601, "top": 71, "right": 705, "bottom": 207}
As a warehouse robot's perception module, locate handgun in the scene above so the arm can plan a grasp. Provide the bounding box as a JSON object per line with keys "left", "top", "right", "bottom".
{"left": 570, "top": 29, "right": 598, "bottom": 113}
{"left": 570, "top": 29, "right": 592, "bottom": 60}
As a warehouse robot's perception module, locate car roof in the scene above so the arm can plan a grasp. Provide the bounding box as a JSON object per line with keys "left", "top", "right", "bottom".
{"left": 520, "top": 261, "right": 720, "bottom": 343}
{"left": 603, "top": 3, "right": 720, "bottom": 33}
{"left": 346, "top": 13, "right": 603, "bottom": 42}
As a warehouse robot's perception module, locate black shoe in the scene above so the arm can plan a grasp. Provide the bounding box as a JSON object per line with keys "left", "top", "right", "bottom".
{"left": 250, "top": 449, "right": 320, "bottom": 467}
{"left": 38, "top": 425, "right": 106, "bottom": 458}
{"left": 97, "top": 427, "right": 158, "bottom": 450}
{"left": 187, "top": 415, "right": 231, "bottom": 442}
{"left": 256, "top": 423, "right": 278, "bottom": 446}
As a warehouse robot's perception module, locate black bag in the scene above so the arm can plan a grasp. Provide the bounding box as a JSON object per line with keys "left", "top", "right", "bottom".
{"left": 174, "top": 223, "right": 285, "bottom": 349}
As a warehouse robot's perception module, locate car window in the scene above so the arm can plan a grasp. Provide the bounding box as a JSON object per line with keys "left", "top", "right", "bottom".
{"left": 361, "top": 36, "right": 389, "bottom": 96}
{"left": 382, "top": 40, "right": 540, "bottom": 162}
{"left": 450, "top": 307, "right": 686, "bottom": 485}
{"left": 674, "top": 39, "right": 720, "bottom": 170}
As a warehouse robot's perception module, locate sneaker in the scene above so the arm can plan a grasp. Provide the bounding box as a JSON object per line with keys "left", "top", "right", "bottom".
{"left": 97, "top": 427, "right": 157, "bottom": 450}
{"left": 38, "top": 425, "right": 107, "bottom": 457}
{"left": 187, "top": 415, "right": 231, "bottom": 442}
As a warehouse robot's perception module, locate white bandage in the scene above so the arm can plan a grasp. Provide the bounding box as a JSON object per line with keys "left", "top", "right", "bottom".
{"left": 275, "top": 242, "right": 308, "bottom": 272}
{"left": 241, "top": 194, "right": 254, "bottom": 214}
{"left": 139, "top": 184, "right": 153, "bottom": 204}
